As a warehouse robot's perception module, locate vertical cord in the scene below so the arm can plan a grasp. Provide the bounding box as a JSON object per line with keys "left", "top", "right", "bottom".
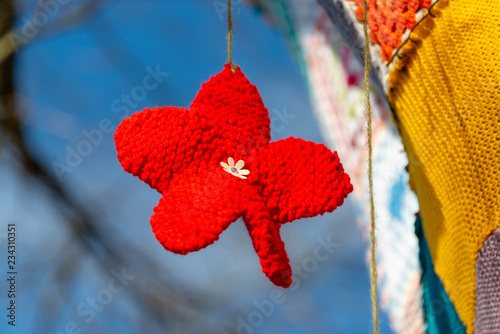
{"left": 362, "top": 0, "right": 379, "bottom": 333}
{"left": 227, "top": 0, "right": 235, "bottom": 72}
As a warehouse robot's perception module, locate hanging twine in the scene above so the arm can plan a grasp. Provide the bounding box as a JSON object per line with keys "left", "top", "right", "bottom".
{"left": 362, "top": 0, "right": 379, "bottom": 333}
{"left": 227, "top": 0, "right": 235, "bottom": 72}
{"left": 225, "top": 0, "right": 377, "bottom": 328}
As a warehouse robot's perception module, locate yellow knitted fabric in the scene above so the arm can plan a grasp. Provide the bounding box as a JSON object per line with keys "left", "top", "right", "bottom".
{"left": 388, "top": 0, "right": 500, "bottom": 332}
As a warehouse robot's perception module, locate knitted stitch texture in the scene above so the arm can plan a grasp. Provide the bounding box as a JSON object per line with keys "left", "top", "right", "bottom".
{"left": 114, "top": 65, "right": 353, "bottom": 288}
{"left": 388, "top": 0, "right": 500, "bottom": 332}
{"left": 318, "top": 0, "right": 390, "bottom": 93}
{"left": 349, "top": 0, "right": 432, "bottom": 61}
{"left": 416, "top": 216, "right": 466, "bottom": 334}
{"left": 474, "top": 229, "right": 500, "bottom": 333}
{"left": 388, "top": 0, "right": 447, "bottom": 91}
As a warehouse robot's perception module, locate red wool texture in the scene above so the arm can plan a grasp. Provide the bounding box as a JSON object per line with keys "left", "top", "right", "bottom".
{"left": 114, "top": 64, "right": 353, "bottom": 288}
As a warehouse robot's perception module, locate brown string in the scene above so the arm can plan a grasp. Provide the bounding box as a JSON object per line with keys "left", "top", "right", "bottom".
{"left": 227, "top": 0, "right": 235, "bottom": 72}
{"left": 361, "top": 0, "right": 379, "bottom": 333}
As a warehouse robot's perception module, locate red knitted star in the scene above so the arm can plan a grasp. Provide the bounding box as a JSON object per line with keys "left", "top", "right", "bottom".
{"left": 114, "top": 65, "right": 353, "bottom": 287}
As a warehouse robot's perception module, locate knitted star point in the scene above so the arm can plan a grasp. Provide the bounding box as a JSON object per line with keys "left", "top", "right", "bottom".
{"left": 114, "top": 64, "right": 353, "bottom": 287}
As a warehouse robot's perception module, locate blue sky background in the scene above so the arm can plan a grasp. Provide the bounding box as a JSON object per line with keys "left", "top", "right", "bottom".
{"left": 0, "top": 0, "right": 393, "bottom": 333}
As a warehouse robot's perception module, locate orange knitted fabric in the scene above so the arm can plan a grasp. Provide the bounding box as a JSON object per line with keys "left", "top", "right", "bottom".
{"left": 114, "top": 65, "right": 353, "bottom": 287}
{"left": 350, "top": 0, "right": 432, "bottom": 61}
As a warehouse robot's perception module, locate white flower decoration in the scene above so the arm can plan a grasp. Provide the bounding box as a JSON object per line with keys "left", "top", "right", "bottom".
{"left": 220, "top": 157, "right": 250, "bottom": 179}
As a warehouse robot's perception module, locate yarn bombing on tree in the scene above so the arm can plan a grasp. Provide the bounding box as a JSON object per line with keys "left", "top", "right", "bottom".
{"left": 114, "top": 64, "right": 353, "bottom": 287}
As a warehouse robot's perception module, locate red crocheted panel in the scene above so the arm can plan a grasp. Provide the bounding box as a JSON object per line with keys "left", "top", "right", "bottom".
{"left": 115, "top": 65, "right": 353, "bottom": 288}
{"left": 350, "top": 0, "right": 432, "bottom": 61}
